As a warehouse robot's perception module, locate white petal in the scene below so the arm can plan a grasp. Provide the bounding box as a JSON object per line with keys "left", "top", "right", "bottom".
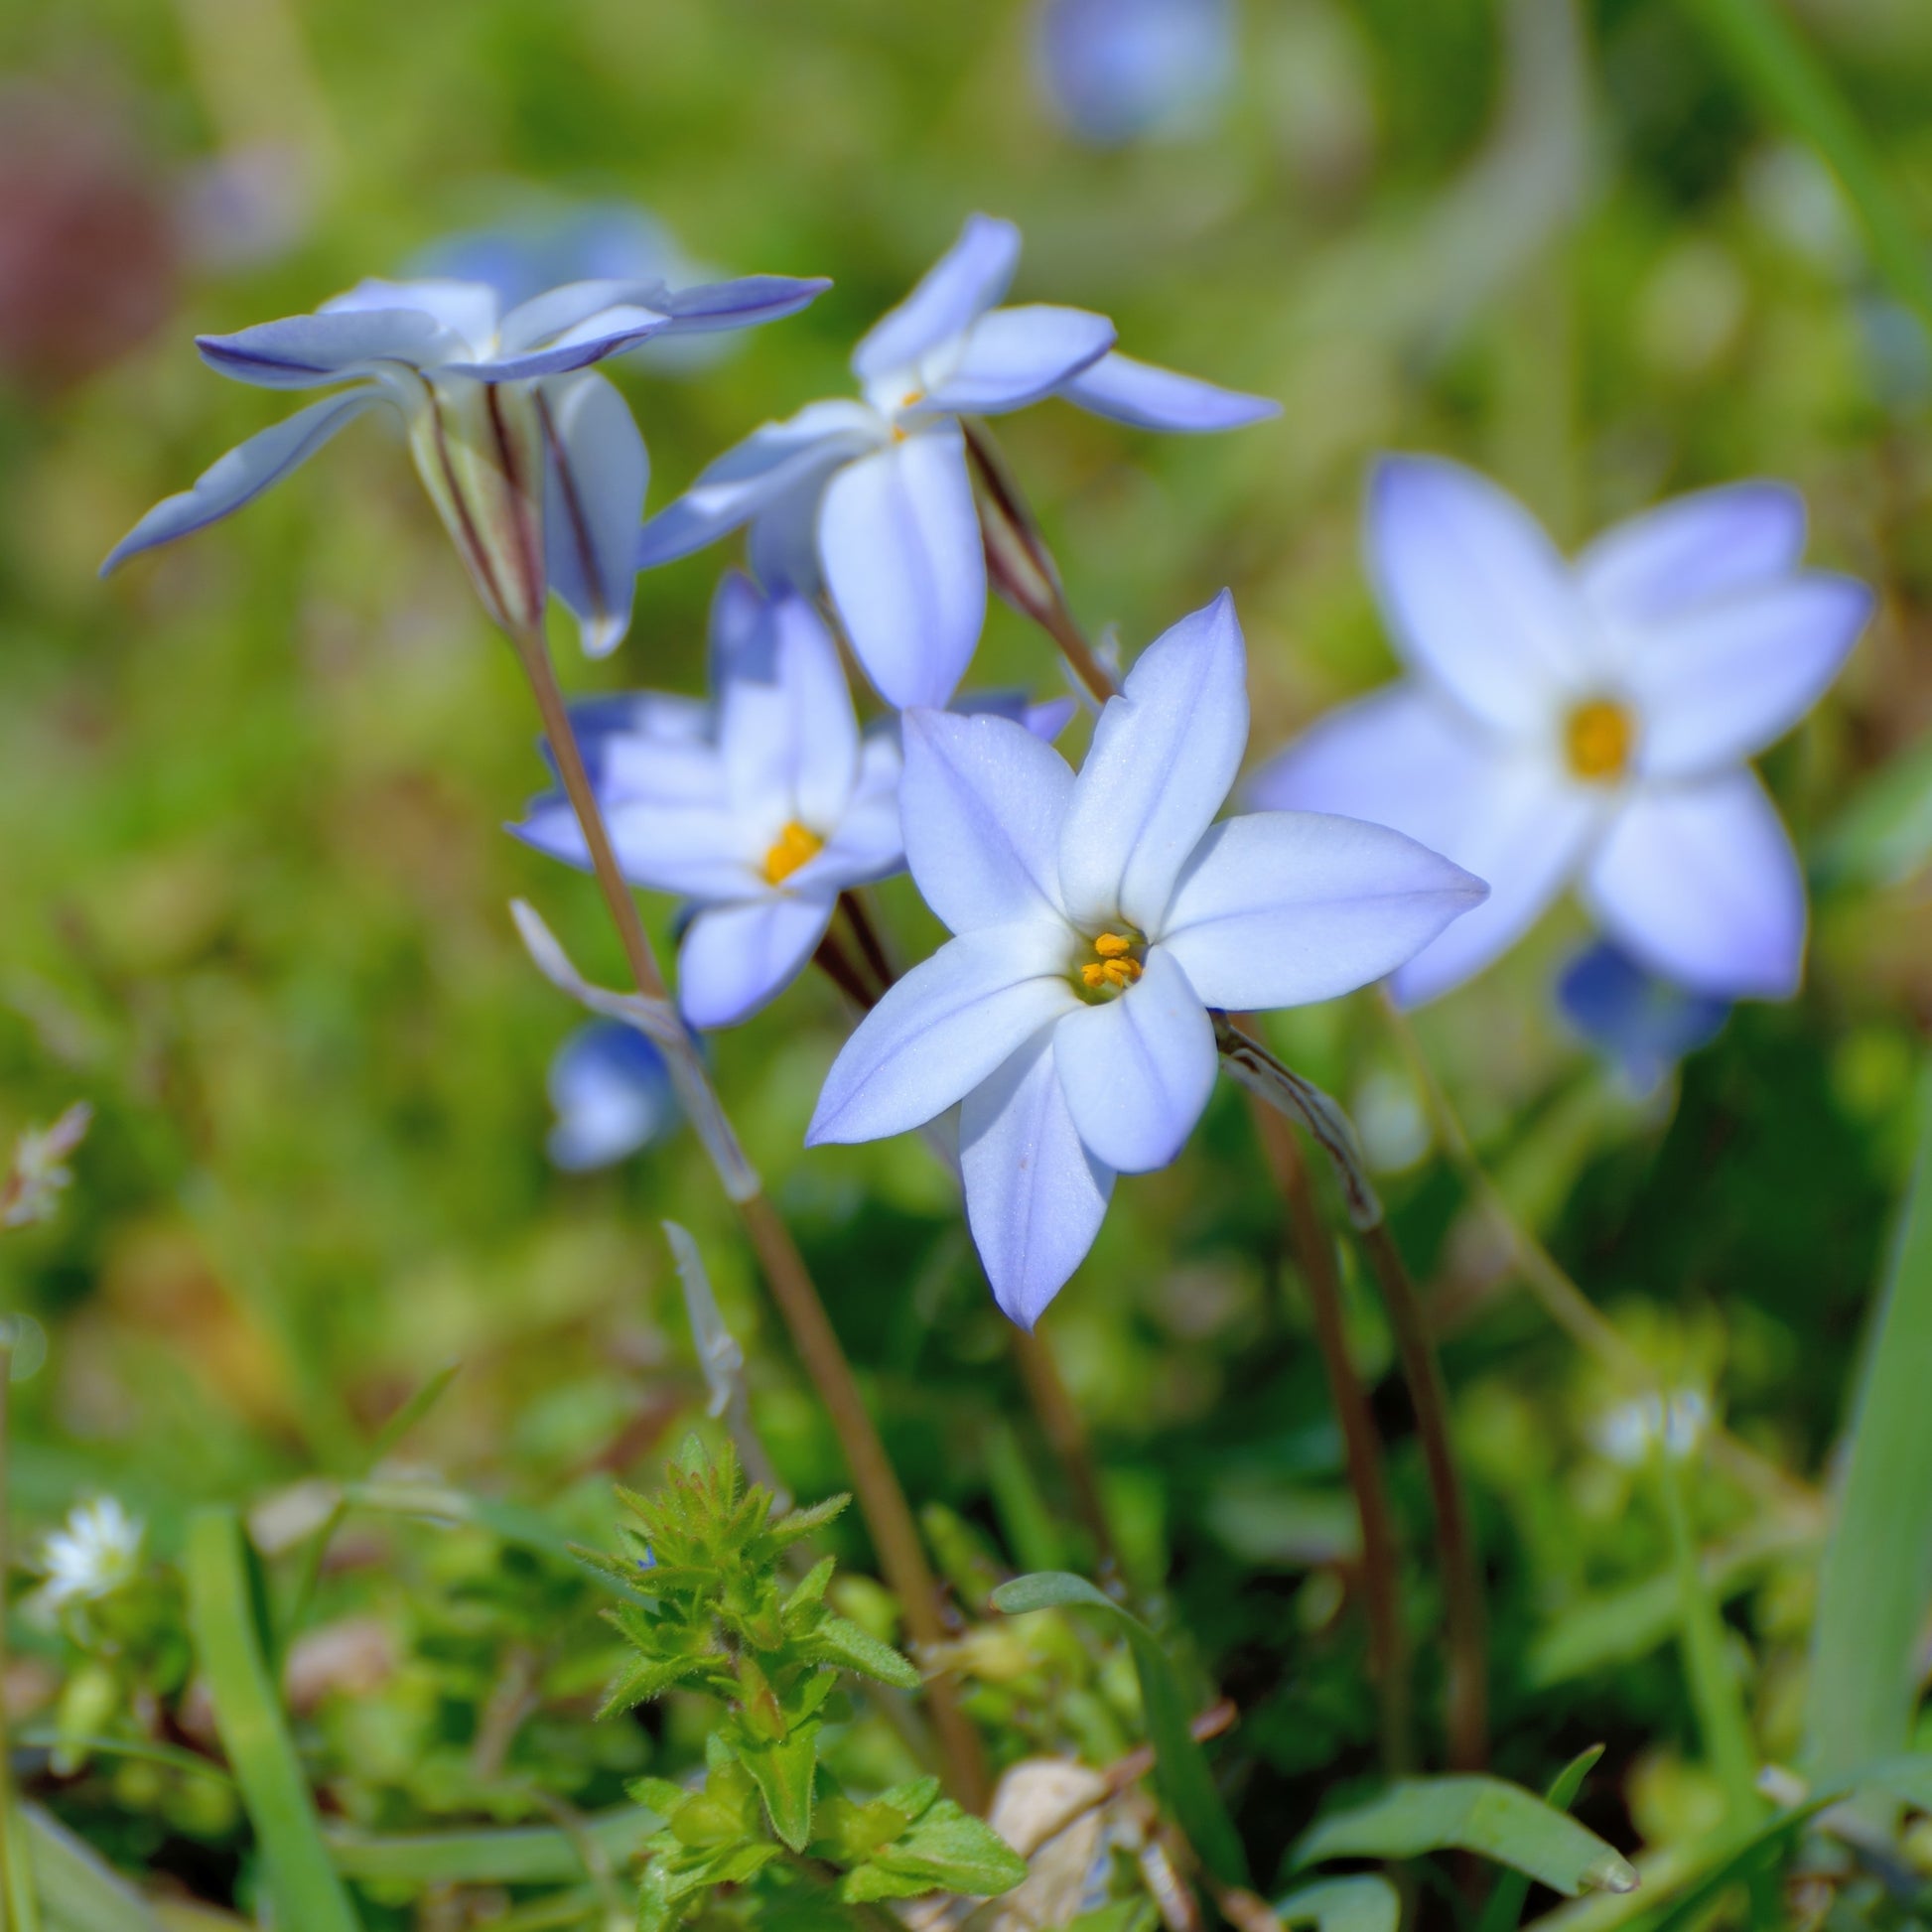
{"left": 1160, "top": 811, "right": 1488, "bottom": 1010}
{"left": 603, "top": 802, "right": 763, "bottom": 898}
{"left": 716, "top": 584, "right": 860, "bottom": 830}
{"left": 1058, "top": 350, "right": 1280, "bottom": 432}
{"left": 1623, "top": 573, "right": 1871, "bottom": 779}
{"left": 807, "top": 924, "right": 1079, "bottom": 1145}
{"left": 101, "top": 388, "right": 388, "bottom": 573}
{"left": 793, "top": 733, "right": 906, "bottom": 891}
{"left": 1577, "top": 483, "right": 1808, "bottom": 627}
{"left": 852, "top": 213, "right": 1021, "bottom": 381}
{"left": 913, "top": 305, "right": 1115, "bottom": 414}
{"left": 1057, "top": 590, "right": 1247, "bottom": 932}
{"left": 1053, "top": 946, "right": 1216, "bottom": 1174}
{"left": 1581, "top": 773, "right": 1805, "bottom": 998}
{"left": 1368, "top": 454, "right": 1598, "bottom": 733}
{"left": 900, "top": 708, "right": 1075, "bottom": 934}
{"left": 540, "top": 372, "right": 647, "bottom": 659}
{"left": 818, "top": 427, "right": 987, "bottom": 708}
{"left": 961, "top": 1028, "right": 1114, "bottom": 1328}
{"left": 677, "top": 894, "right": 836, "bottom": 1030}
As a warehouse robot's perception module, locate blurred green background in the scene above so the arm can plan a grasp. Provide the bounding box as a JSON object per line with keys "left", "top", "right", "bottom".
{"left": 3, "top": 0, "right": 1932, "bottom": 1907}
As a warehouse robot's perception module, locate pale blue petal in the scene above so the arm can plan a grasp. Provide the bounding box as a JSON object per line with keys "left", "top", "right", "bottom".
{"left": 1576, "top": 483, "right": 1808, "bottom": 628}
{"left": 1368, "top": 455, "right": 1598, "bottom": 733}
{"left": 197, "top": 307, "right": 461, "bottom": 387}
{"left": 1557, "top": 941, "right": 1729, "bottom": 1098}
{"left": 912, "top": 305, "right": 1115, "bottom": 414}
{"left": 790, "top": 734, "right": 906, "bottom": 891}
{"left": 653, "top": 274, "right": 833, "bottom": 334}
{"left": 1052, "top": 945, "right": 1216, "bottom": 1173}
{"left": 899, "top": 708, "right": 1075, "bottom": 934}
{"left": 1581, "top": 771, "right": 1805, "bottom": 999}
{"left": 1057, "top": 349, "right": 1279, "bottom": 431}
{"left": 539, "top": 371, "right": 648, "bottom": 659}
{"left": 961, "top": 1028, "right": 1114, "bottom": 1328}
{"left": 1624, "top": 573, "right": 1871, "bottom": 779}
{"left": 547, "top": 1023, "right": 677, "bottom": 1171}
{"left": 1161, "top": 811, "right": 1488, "bottom": 1010}
{"left": 101, "top": 387, "right": 388, "bottom": 574}
{"left": 677, "top": 893, "right": 836, "bottom": 1030}
{"left": 806, "top": 923, "right": 1079, "bottom": 1145}
{"left": 323, "top": 277, "right": 500, "bottom": 353}
{"left": 853, "top": 213, "right": 1022, "bottom": 380}
{"left": 1057, "top": 589, "right": 1247, "bottom": 933}
{"left": 819, "top": 426, "right": 987, "bottom": 708}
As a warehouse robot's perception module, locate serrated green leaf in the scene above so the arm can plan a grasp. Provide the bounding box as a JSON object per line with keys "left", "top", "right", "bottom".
{"left": 1276, "top": 1875, "right": 1401, "bottom": 1932}
{"left": 783, "top": 1556, "right": 836, "bottom": 1616}
{"left": 837, "top": 1797, "right": 1027, "bottom": 1903}
{"left": 741, "top": 1724, "right": 820, "bottom": 1852}
{"left": 597, "top": 1650, "right": 706, "bottom": 1720}
{"left": 769, "top": 1492, "right": 851, "bottom": 1547}
{"left": 873, "top": 1775, "right": 941, "bottom": 1825}
{"left": 991, "top": 1571, "right": 1247, "bottom": 1887}
{"left": 808, "top": 1613, "right": 921, "bottom": 1690}
{"left": 1293, "top": 1776, "right": 1636, "bottom": 1898}
{"left": 628, "top": 1777, "right": 694, "bottom": 1817}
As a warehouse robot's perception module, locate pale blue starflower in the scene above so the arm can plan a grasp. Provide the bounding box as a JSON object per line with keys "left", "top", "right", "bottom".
{"left": 1252, "top": 457, "right": 1874, "bottom": 1005}
{"left": 1558, "top": 939, "right": 1729, "bottom": 1099}
{"left": 635, "top": 213, "right": 1279, "bottom": 708}
{"left": 807, "top": 592, "right": 1486, "bottom": 1325}
{"left": 546, "top": 1023, "right": 680, "bottom": 1172}
{"left": 1035, "top": 0, "right": 1237, "bottom": 146}
{"left": 101, "top": 261, "right": 828, "bottom": 655}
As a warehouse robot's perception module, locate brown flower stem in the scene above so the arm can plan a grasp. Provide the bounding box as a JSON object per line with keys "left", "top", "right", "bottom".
{"left": 838, "top": 890, "right": 897, "bottom": 998}
{"left": 506, "top": 621, "right": 987, "bottom": 1810}
{"left": 0, "top": 1331, "right": 18, "bottom": 1932}
{"left": 1008, "top": 1325, "right": 1120, "bottom": 1579}
{"left": 1356, "top": 1217, "right": 1488, "bottom": 1772}
{"left": 1241, "top": 1088, "right": 1413, "bottom": 1774}
{"left": 811, "top": 925, "right": 876, "bottom": 1012}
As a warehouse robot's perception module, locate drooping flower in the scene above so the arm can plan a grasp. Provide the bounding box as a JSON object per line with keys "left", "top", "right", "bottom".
{"left": 1251, "top": 458, "right": 1874, "bottom": 1006}
{"left": 546, "top": 1022, "right": 680, "bottom": 1171}
{"left": 634, "top": 213, "right": 1279, "bottom": 708}
{"left": 515, "top": 573, "right": 904, "bottom": 1030}
{"left": 807, "top": 592, "right": 1486, "bottom": 1324}
{"left": 101, "top": 263, "right": 828, "bottom": 655}
{"left": 32, "top": 1496, "right": 144, "bottom": 1619}
{"left": 1035, "top": 0, "right": 1236, "bottom": 147}
{"left": 1558, "top": 939, "right": 1729, "bottom": 1099}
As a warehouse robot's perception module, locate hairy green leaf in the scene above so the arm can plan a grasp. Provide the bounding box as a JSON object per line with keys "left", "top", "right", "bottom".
{"left": 807, "top": 1612, "right": 921, "bottom": 1689}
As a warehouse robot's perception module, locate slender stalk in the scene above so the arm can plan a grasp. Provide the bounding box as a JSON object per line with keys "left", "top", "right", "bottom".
{"left": 1007, "top": 1327, "right": 1120, "bottom": 1580}
{"left": 837, "top": 891, "right": 897, "bottom": 997}
{"left": 0, "top": 1332, "right": 16, "bottom": 1932}
{"left": 1241, "top": 1093, "right": 1413, "bottom": 1773}
{"left": 810, "top": 925, "right": 876, "bottom": 1012}
{"left": 505, "top": 621, "right": 987, "bottom": 1810}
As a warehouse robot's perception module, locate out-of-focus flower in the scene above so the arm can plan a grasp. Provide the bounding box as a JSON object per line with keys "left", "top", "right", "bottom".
{"left": 101, "top": 261, "right": 828, "bottom": 655}
{"left": 546, "top": 1023, "right": 679, "bottom": 1171}
{"left": 1559, "top": 940, "right": 1729, "bottom": 1098}
{"left": 2, "top": 1102, "right": 91, "bottom": 1231}
{"left": 1035, "top": 0, "right": 1236, "bottom": 146}
{"left": 516, "top": 573, "right": 903, "bottom": 1030}
{"left": 1253, "top": 458, "right": 1873, "bottom": 1006}
{"left": 0, "top": 89, "right": 178, "bottom": 395}
{"left": 1591, "top": 1388, "right": 1710, "bottom": 1465}
{"left": 807, "top": 593, "right": 1484, "bottom": 1325}
{"left": 635, "top": 213, "right": 1278, "bottom": 709}
{"left": 30, "top": 1497, "right": 144, "bottom": 1620}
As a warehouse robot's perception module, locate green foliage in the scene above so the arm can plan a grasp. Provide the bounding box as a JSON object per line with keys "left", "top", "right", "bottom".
{"left": 598, "top": 1440, "right": 1022, "bottom": 1928}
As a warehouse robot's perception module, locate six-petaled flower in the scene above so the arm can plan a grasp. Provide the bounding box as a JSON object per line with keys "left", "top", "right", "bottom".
{"left": 1252, "top": 457, "right": 1873, "bottom": 1006}
{"left": 102, "top": 267, "right": 827, "bottom": 654}
{"left": 806, "top": 591, "right": 1486, "bottom": 1324}
{"left": 634, "top": 212, "right": 1279, "bottom": 708}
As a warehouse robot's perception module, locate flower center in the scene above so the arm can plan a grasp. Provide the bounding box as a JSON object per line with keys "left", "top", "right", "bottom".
{"left": 1076, "top": 929, "right": 1145, "bottom": 997}
{"left": 1565, "top": 697, "right": 1636, "bottom": 782}
{"left": 762, "top": 820, "right": 823, "bottom": 886}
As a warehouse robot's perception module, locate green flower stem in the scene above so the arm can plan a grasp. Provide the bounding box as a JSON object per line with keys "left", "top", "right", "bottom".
{"left": 505, "top": 618, "right": 988, "bottom": 1814}
{"left": 0, "top": 1328, "right": 36, "bottom": 1932}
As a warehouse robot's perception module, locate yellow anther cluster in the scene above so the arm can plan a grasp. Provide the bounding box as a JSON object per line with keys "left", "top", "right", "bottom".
{"left": 762, "top": 820, "right": 824, "bottom": 886}
{"left": 1079, "top": 931, "right": 1144, "bottom": 992}
{"left": 1565, "top": 697, "right": 1635, "bottom": 782}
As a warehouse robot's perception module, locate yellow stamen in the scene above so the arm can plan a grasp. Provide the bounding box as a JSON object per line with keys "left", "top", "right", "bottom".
{"left": 1077, "top": 930, "right": 1144, "bottom": 995}
{"left": 1093, "top": 932, "right": 1134, "bottom": 958}
{"left": 762, "top": 820, "right": 823, "bottom": 886}
{"left": 1565, "top": 697, "right": 1635, "bottom": 782}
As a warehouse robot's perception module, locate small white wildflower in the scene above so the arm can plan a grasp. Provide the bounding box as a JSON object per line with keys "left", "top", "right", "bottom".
{"left": 33, "top": 1496, "right": 144, "bottom": 1618}
{"left": 1591, "top": 1388, "right": 1710, "bottom": 1466}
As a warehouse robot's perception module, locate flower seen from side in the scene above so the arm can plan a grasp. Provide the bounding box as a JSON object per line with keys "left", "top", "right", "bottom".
{"left": 635, "top": 213, "right": 1279, "bottom": 709}
{"left": 1035, "top": 0, "right": 1237, "bottom": 147}
{"left": 1251, "top": 457, "right": 1873, "bottom": 1006}
{"left": 101, "top": 258, "right": 828, "bottom": 656}
{"left": 516, "top": 573, "right": 903, "bottom": 1030}
{"left": 546, "top": 1022, "right": 680, "bottom": 1171}
{"left": 807, "top": 591, "right": 1486, "bottom": 1325}
{"left": 1558, "top": 939, "right": 1729, "bottom": 1099}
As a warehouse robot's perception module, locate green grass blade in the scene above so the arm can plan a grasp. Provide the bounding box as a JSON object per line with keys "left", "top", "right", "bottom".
{"left": 1477, "top": 1746, "right": 1604, "bottom": 1932}
{"left": 1805, "top": 1064, "right": 1932, "bottom": 1794}
{"left": 1277, "top": 1874, "right": 1401, "bottom": 1932}
{"left": 185, "top": 1508, "right": 363, "bottom": 1932}
{"left": 991, "top": 1571, "right": 1248, "bottom": 1887}
{"left": 1293, "top": 1776, "right": 1637, "bottom": 1899}
{"left": 23, "top": 1804, "right": 166, "bottom": 1932}
{"left": 1817, "top": 733, "right": 1932, "bottom": 888}
{"left": 323, "top": 1808, "right": 656, "bottom": 1885}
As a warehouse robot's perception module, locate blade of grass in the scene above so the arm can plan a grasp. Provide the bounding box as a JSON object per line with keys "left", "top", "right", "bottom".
{"left": 1276, "top": 1875, "right": 1401, "bottom": 1932}
{"left": 322, "top": 1808, "right": 656, "bottom": 1885}
{"left": 991, "top": 1572, "right": 1249, "bottom": 1887}
{"left": 185, "top": 1508, "right": 362, "bottom": 1932}
{"left": 1477, "top": 1747, "right": 1605, "bottom": 1932}
{"left": 23, "top": 1805, "right": 166, "bottom": 1932}
{"left": 1805, "top": 1064, "right": 1932, "bottom": 1804}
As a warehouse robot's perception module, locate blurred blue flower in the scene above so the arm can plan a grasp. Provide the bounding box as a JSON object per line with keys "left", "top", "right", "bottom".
{"left": 547, "top": 1022, "right": 679, "bottom": 1172}
{"left": 1559, "top": 940, "right": 1729, "bottom": 1098}
{"left": 636, "top": 213, "right": 1278, "bottom": 710}
{"left": 1035, "top": 0, "right": 1236, "bottom": 146}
